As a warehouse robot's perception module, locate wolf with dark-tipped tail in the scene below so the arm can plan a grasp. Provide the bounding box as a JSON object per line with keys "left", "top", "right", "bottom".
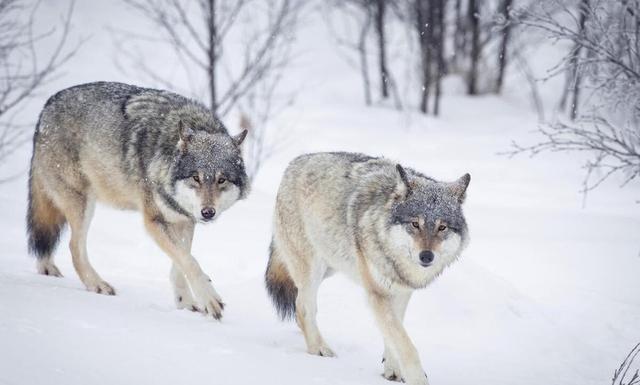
{"left": 265, "top": 152, "right": 470, "bottom": 385}
{"left": 27, "top": 82, "right": 249, "bottom": 319}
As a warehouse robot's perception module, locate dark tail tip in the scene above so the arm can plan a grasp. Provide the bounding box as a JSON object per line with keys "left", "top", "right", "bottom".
{"left": 265, "top": 241, "right": 297, "bottom": 321}
{"left": 27, "top": 222, "right": 64, "bottom": 259}
{"left": 26, "top": 175, "right": 65, "bottom": 259}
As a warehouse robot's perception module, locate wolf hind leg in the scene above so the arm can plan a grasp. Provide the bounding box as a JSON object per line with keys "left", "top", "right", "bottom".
{"left": 273, "top": 197, "right": 333, "bottom": 356}
{"left": 37, "top": 258, "right": 63, "bottom": 277}
{"left": 293, "top": 260, "right": 335, "bottom": 357}
{"left": 62, "top": 194, "right": 114, "bottom": 295}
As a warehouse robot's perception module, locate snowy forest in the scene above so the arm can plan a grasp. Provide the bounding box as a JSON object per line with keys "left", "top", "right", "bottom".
{"left": 0, "top": 0, "right": 639, "bottom": 384}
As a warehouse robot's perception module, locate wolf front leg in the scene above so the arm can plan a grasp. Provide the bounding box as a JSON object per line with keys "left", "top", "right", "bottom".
{"left": 382, "top": 291, "right": 413, "bottom": 381}
{"left": 368, "top": 291, "right": 429, "bottom": 385}
{"left": 144, "top": 214, "right": 225, "bottom": 319}
{"left": 171, "top": 263, "right": 200, "bottom": 312}
{"left": 167, "top": 222, "right": 201, "bottom": 312}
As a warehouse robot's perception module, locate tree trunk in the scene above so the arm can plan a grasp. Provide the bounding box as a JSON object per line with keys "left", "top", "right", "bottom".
{"left": 569, "top": 0, "right": 589, "bottom": 120}
{"left": 467, "top": 0, "right": 480, "bottom": 95}
{"left": 453, "top": 0, "right": 464, "bottom": 69}
{"left": 375, "top": 0, "right": 389, "bottom": 99}
{"left": 206, "top": 0, "right": 218, "bottom": 114}
{"left": 495, "top": 0, "right": 512, "bottom": 93}
{"left": 559, "top": 0, "right": 588, "bottom": 117}
{"left": 359, "top": 7, "right": 373, "bottom": 106}
{"left": 417, "top": 0, "right": 432, "bottom": 113}
{"left": 434, "top": 0, "right": 446, "bottom": 115}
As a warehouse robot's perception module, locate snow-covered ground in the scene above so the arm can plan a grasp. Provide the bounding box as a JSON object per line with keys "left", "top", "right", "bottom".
{"left": 1, "top": 2, "right": 639, "bottom": 385}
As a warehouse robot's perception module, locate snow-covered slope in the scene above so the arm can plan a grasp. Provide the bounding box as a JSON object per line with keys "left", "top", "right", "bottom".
{"left": 1, "top": 2, "right": 639, "bottom": 385}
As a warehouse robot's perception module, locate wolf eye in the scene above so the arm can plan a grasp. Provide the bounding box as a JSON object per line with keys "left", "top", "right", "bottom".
{"left": 438, "top": 224, "right": 447, "bottom": 232}
{"left": 411, "top": 221, "right": 420, "bottom": 229}
{"left": 192, "top": 175, "right": 200, "bottom": 183}
{"left": 217, "top": 177, "right": 226, "bottom": 184}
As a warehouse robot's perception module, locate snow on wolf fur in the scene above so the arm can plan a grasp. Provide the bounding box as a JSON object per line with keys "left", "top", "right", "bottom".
{"left": 266, "top": 152, "right": 470, "bottom": 385}
{"left": 27, "top": 81, "right": 248, "bottom": 319}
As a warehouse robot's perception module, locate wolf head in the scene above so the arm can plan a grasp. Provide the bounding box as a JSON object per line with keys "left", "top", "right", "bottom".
{"left": 385, "top": 165, "right": 470, "bottom": 288}
{"left": 172, "top": 122, "right": 249, "bottom": 223}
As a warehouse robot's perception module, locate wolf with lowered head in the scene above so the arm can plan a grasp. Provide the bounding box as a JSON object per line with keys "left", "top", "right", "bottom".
{"left": 27, "top": 82, "right": 249, "bottom": 319}
{"left": 265, "top": 152, "right": 470, "bottom": 385}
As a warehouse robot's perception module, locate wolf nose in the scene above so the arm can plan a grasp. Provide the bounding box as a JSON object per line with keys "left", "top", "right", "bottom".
{"left": 201, "top": 207, "right": 216, "bottom": 220}
{"left": 419, "top": 250, "right": 434, "bottom": 266}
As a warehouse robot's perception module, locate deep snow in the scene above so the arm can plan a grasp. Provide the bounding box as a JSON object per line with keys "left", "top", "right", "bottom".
{"left": 1, "top": 2, "right": 639, "bottom": 385}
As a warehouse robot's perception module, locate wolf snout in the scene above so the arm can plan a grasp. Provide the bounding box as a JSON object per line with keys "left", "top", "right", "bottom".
{"left": 419, "top": 250, "right": 434, "bottom": 267}
{"left": 200, "top": 207, "right": 216, "bottom": 221}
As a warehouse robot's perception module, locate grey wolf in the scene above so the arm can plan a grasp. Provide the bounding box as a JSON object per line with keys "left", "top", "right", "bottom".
{"left": 265, "top": 152, "right": 470, "bottom": 385}
{"left": 27, "top": 82, "right": 249, "bottom": 319}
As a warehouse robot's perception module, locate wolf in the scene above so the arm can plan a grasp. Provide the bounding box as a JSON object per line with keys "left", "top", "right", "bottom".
{"left": 265, "top": 152, "right": 470, "bottom": 385}
{"left": 27, "top": 82, "right": 249, "bottom": 319}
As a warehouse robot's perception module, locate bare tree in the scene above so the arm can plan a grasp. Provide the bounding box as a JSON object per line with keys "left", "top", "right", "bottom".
{"left": 568, "top": 0, "right": 588, "bottom": 120}
{"left": 359, "top": 7, "right": 374, "bottom": 106}
{"left": 414, "top": 0, "right": 446, "bottom": 115}
{"left": 517, "top": 0, "right": 638, "bottom": 113}
{"left": 117, "top": 0, "right": 303, "bottom": 178}
{"left": 374, "top": 0, "right": 389, "bottom": 99}
{"left": 324, "top": 0, "right": 374, "bottom": 106}
{"left": 555, "top": 0, "right": 589, "bottom": 119}
{"left": 415, "top": 0, "right": 433, "bottom": 113}
{"left": 507, "top": 116, "right": 640, "bottom": 192}
{"left": 0, "top": 0, "right": 79, "bottom": 180}
{"left": 509, "top": 0, "right": 640, "bottom": 192}
{"left": 433, "top": 0, "right": 446, "bottom": 115}
{"left": 467, "top": 0, "right": 480, "bottom": 94}
{"left": 235, "top": 0, "right": 299, "bottom": 178}
{"left": 495, "top": 0, "right": 513, "bottom": 93}
{"left": 325, "top": 0, "right": 403, "bottom": 109}
{"left": 513, "top": 50, "right": 544, "bottom": 120}
{"left": 452, "top": 0, "right": 467, "bottom": 70}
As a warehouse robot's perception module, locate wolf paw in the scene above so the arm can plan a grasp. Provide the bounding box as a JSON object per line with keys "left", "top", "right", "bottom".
{"left": 382, "top": 355, "right": 403, "bottom": 382}
{"left": 87, "top": 281, "right": 116, "bottom": 296}
{"left": 308, "top": 345, "right": 335, "bottom": 358}
{"left": 192, "top": 279, "right": 225, "bottom": 320}
{"left": 37, "top": 261, "right": 63, "bottom": 277}
{"left": 402, "top": 370, "right": 429, "bottom": 385}
{"left": 382, "top": 369, "right": 403, "bottom": 382}
{"left": 200, "top": 296, "right": 225, "bottom": 320}
{"left": 176, "top": 294, "right": 202, "bottom": 313}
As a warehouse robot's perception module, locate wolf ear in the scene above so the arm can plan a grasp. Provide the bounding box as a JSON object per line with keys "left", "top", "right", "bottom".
{"left": 178, "top": 120, "right": 194, "bottom": 150}
{"left": 394, "top": 164, "right": 412, "bottom": 199}
{"left": 449, "top": 173, "right": 471, "bottom": 203}
{"left": 233, "top": 129, "right": 248, "bottom": 147}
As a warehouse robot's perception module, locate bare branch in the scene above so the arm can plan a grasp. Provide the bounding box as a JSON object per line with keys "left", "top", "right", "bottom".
{"left": 116, "top": 0, "right": 303, "bottom": 177}
{"left": 0, "top": 0, "right": 80, "bottom": 179}
{"left": 507, "top": 0, "right": 640, "bottom": 196}
{"left": 504, "top": 115, "right": 640, "bottom": 194}
{"left": 612, "top": 342, "right": 640, "bottom": 385}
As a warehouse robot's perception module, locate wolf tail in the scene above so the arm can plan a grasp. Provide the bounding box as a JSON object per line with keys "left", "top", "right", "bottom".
{"left": 265, "top": 240, "right": 297, "bottom": 321}
{"left": 26, "top": 167, "right": 66, "bottom": 259}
